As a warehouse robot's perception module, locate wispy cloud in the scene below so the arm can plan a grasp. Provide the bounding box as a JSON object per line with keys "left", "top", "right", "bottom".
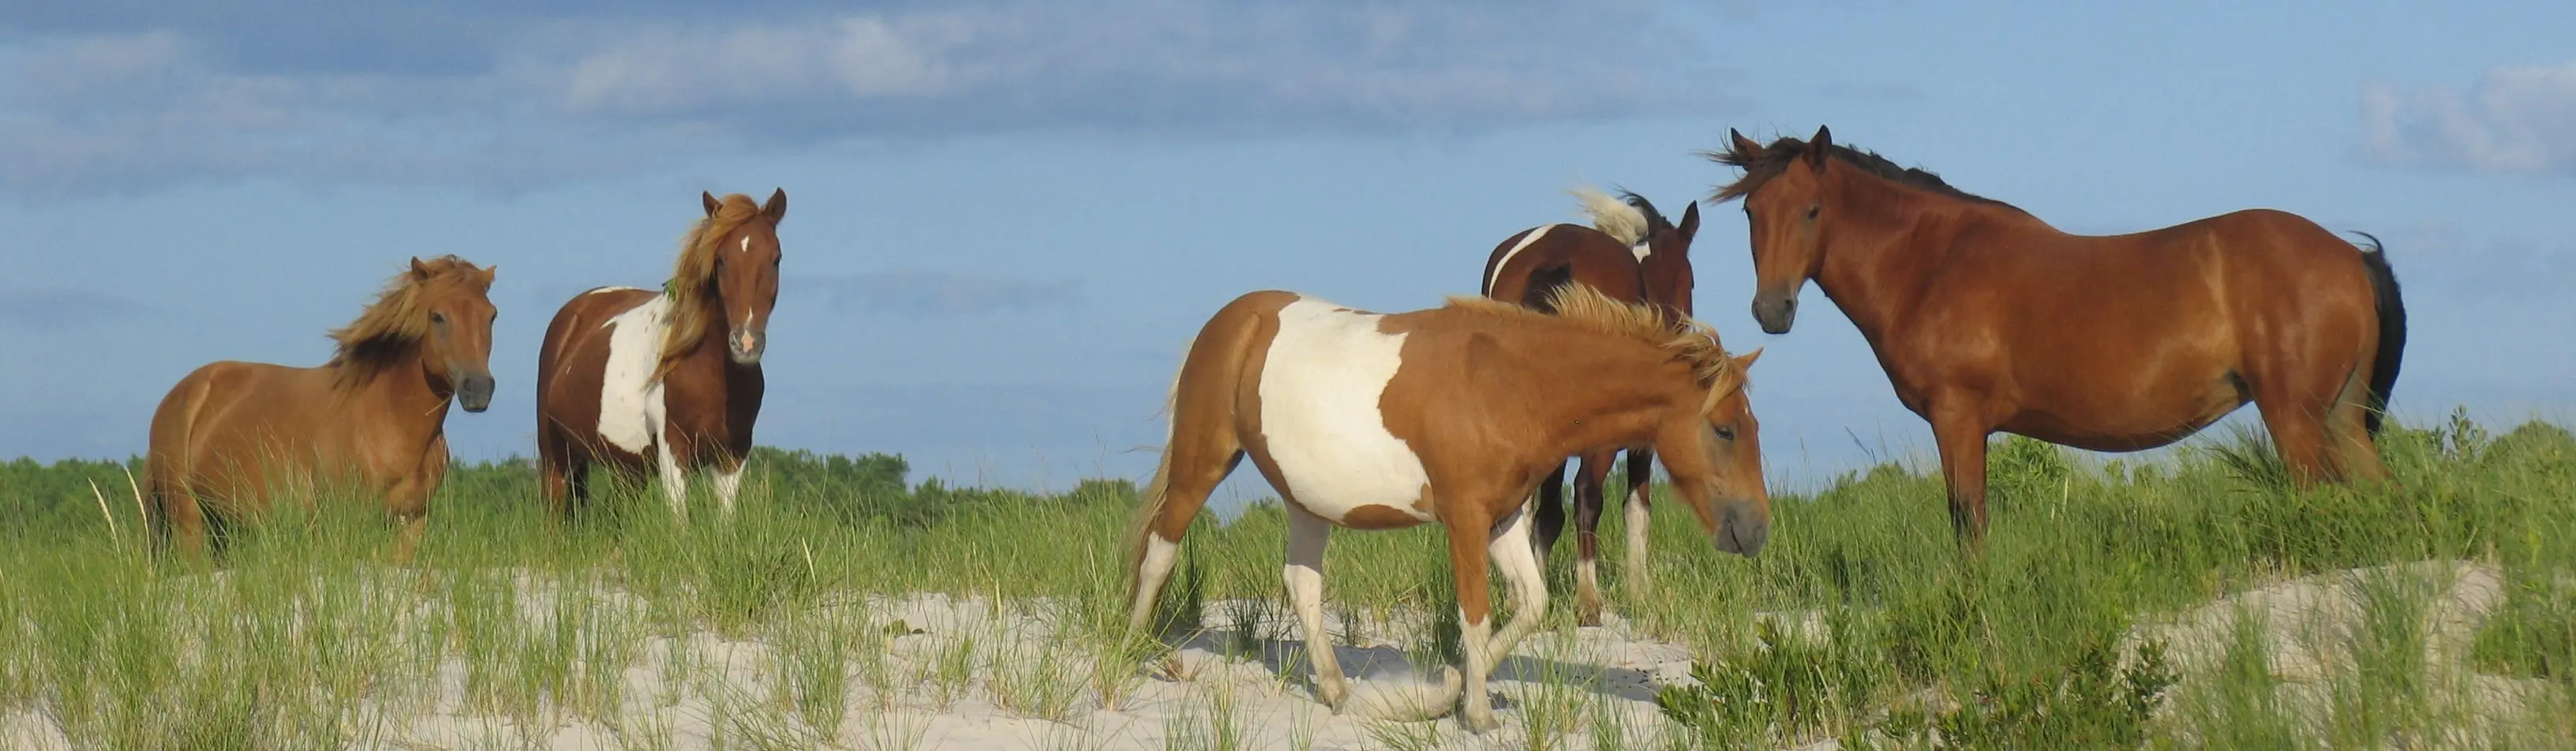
{"left": 2360, "top": 62, "right": 2576, "bottom": 176}
{"left": 806, "top": 271, "right": 1080, "bottom": 318}
{"left": 0, "top": 285, "right": 140, "bottom": 330}
{"left": 0, "top": 0, "right": 1725, "bottom": 197}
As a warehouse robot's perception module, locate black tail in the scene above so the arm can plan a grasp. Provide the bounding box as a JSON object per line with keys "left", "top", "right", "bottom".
{"left": 2350, "top": 231, "right": 2406, "bottom": 436}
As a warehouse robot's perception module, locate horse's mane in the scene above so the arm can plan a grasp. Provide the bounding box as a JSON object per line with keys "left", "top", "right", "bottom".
{"left": 1444, "top": 284, "right": 1745, "bottom": 400}
{"left": 1705, "top": 133, "right": 2023, "bottom": 213}
{"left": 326, "top": 255, "right": 494, "bottom": 393}
{"left": 1571, "top": 186, "right": 1675, "bottom": 247}
{"left": 658, "top": 193, "right": 769, "bottom": 380}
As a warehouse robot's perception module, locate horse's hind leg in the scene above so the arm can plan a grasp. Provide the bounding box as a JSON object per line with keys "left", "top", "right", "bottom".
{"left": 1619, "top": 445, "right": 1657, "bottom": 599}
{"left": 2252, "top": 376, "right": 2338, "bottom": 486}
{"left": 1125, "top": 419, "right": 1245, "bottom": 636}
{"left": 1530, "top": 460, "right": 1569, "bottom": 563}
{"left": 1282, "top": 505, "right": 1350, "bottom": 710}
{"left": 2325, "top": 364, "right": 2392, "bottom": 483}
{"left": 1571, "top": 447, "right": 1615, "bottom": 626}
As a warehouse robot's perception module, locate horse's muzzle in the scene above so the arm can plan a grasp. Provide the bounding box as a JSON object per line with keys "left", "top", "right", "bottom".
{"left": 728, "top": 327, "right": 766, "bottom": 365}
{"left": 1713, "top": 501, "right": 1769, "bottom": 558}
{"left": 455, "top": 372, "right": 495, "bottom": 413}
{"left": 1752, "top": 294, "right": 1799, "bottom": 335}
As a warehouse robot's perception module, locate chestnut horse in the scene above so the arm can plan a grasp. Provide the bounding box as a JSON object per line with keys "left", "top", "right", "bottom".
{"left": 1124, "top": 284, "right": 1765, "bottom": 733}
{"left": 147, "top": 256, "right": 499, "bottom": 564}
{"left": 1479, "top": 186, "right": 1702, "bottom": 625}
{"left": 537, "top": 190, "right": 785, "bottom": 522}
{"left": 1708, "top": 126, "right": 2406, "bottom": 543}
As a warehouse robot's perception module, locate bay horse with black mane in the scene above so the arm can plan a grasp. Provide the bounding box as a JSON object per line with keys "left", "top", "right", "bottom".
{"left": 1707, "top": 126, "right": 2406, "bottom": 544}
{"left": 1124, "top": 284, "right": 1765, "bottom": 733}
{"left": 148, "top": 256, "right": 499, "bottom": 564}
{"left": 1480, "top": 185, "right": 1702, "bottom": 625}
{"left": 537, "top": 190, "right": 786, "bottom": 522}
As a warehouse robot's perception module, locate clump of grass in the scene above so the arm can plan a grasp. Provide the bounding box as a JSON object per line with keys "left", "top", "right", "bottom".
{"left": 989, "top": 639, "right": 1084, "bottom": 722}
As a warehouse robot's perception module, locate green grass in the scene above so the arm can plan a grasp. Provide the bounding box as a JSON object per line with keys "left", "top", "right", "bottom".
{"left": 0, "top": 415, "right": 2570, "bottom": 748}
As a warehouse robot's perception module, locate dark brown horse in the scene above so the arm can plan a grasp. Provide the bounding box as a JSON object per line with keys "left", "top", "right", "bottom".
{"left": 147, "top": 256, "right": 499, "bottom": 564}
{"left": 536, "top": 190, "right": 785, "bottom": 522}
{"left": 1125, "top": 284, "right": 1765, "bottom": 733}
{"left": 1480, "top": 186, "right": 1701, "bottom": 625}
{"left": 1708, "top": 126, "right": 2406, "bottom": 543}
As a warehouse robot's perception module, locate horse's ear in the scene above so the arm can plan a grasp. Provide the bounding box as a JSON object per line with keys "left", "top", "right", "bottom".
{"left": 482, "top": 265, "right": 499, "bottom": 285}
{"left": 1676, "top": 201, "right": 1701, "bottom": 240}
{"left": 409, "top": 257, "right": 432, "bottom": 280}
{"left": 1734, "top": 346, "right": 1764, "bottom": 371}
{"left": 1805, "top": 126, "right": 1833, "bottom": 171}
{"left": 702, "top": 191, "right": 721, "bottom": 217}
{"left": 1728, "top": 127, "right": 1760, "bottom": 157}
{"left": 762, "top": 188, "right": 788, "bottom": 225}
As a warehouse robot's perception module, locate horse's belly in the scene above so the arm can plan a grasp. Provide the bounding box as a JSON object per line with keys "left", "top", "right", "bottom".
{"left": 1257, "top": 299, "right": 1435, "bottom": 527}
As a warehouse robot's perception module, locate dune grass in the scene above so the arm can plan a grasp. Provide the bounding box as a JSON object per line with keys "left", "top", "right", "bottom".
{"left": 0, "top": 413, "right": 2569, "bottom": 748}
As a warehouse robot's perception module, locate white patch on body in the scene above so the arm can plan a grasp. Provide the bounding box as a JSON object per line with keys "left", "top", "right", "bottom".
{"left": 1258, "top": 298, "right": 1432, "bottom": 526}
{"left": 1485, "top": 224, "right": 1561, "bottom": 294}
{"left": 582, "top": 285, "right": 649, "bottom": 297}
{"left": 597, "top": 295, "right": 672, "bottom": 456}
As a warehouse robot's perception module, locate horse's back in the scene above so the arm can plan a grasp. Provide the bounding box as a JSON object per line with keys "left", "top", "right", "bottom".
{"left": 1483, "top": 224, "right": 1643, "bottom": 308}
{"left": 146, "top": 359, "right": 332, "bottom": 505}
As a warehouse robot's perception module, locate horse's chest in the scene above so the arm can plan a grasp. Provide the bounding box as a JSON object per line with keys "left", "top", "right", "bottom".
{"left": 1255, "top": 300, "right": 1434, "bottom": 525}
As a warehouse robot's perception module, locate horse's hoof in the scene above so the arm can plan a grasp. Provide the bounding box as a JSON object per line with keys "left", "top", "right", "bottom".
{"left": 1460, "top": 712, "right": 1503, "bottom": 734}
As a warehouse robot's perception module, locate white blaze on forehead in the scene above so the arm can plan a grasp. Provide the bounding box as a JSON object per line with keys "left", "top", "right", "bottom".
{"left": 1258, "top": 297, "right": 1433, "bottom": 526}
{"left": 597, "top": 295, "right": 672, "bottom": 456}
{"left": 1631, "top": 242, "right": 1653, "bottom": 261}
{"left": 1485, "top": 224, "right": 1561, "bottom": 295}
{"left": 739, "top": 236, "right": 751, "bottom": 253}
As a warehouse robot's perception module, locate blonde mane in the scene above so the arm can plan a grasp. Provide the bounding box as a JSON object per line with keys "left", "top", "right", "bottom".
{"left": 658, "top": 193, "right": 769, "bottom": 380}
{"left": 1571, "top": 184, "right": 1650, "bottom": 246}
{"left": 326, "top": 255, "right": 494, "bottom": 393}
{"left": 1444, "top": 284, "right": 1746, "bottom": 405}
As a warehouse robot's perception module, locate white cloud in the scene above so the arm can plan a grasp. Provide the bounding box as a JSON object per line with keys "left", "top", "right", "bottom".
{"left": 0, "top": 1, "right": 1724, "bottom": 197}
{"left": 2361, "top": 62, "right": 2576, "bottom": 175}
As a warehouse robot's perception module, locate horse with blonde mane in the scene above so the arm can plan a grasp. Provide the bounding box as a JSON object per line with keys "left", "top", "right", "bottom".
{"left": 1709, "top": 126, "right": 2406, "bottom": 546}
{"left": 1125, "top": 284, "right": 1765, "bottom": 733}
{"left": 537, "top": 190, "right": 786, "bottom": 521}
{"left": 1480, "top": 185, "right": 1702, "bottom": 625}
{"left": 147, "top": 256, "right": 499, "bottom": 564}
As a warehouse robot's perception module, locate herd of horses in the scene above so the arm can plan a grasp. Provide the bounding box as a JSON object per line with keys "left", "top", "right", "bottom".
{"left": 133, "top": 126, "right": 2407, "bottom": 733}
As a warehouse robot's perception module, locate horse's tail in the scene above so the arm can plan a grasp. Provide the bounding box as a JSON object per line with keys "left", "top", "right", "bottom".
{"left": 1125, "top": 338, "right": 1189, "bottom": 584}
{"left": 2352, "top": 231, "right": 2407, "bottom": 437}
{"left": 1571, "top": 185, "right": 1649, "bottom": 246}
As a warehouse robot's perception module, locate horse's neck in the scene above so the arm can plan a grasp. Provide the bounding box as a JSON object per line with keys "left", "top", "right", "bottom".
{"left": 1527, "top": 347, "right": 1694, "bottom": 455}
{"left": 336, "top": 354, "right": 451, "bottom": 441}
{"left": 1812, "top": 178, "right": 1969, "bottom": 340}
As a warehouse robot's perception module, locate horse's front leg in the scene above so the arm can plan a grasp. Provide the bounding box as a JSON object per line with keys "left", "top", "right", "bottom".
{"left": 386, "top": 443, "right": 447, "bottom": 566}
{"left": 1928, "top": 400, "right": 1993, "bottom": 549}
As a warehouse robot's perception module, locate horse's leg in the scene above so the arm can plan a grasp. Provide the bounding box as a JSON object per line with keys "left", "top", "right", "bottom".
{"left": 1620, "top": 445, "right": 1657, "bottom": 599}
{"left": 1530, "top": 460, "right": 1568, "bottom": 562}
{"left": 1482, "top": 502, "right": 1549, "bottom": 674}
{"left": 2252, "top": 374, "right": 2338, "bottom": 486}
{"left": 1929, "top": 401, "right": 1994, "bottom": 546}
{"left": 1282, "top": 505, "right": 1350, "bottom": 711}
{"left": 711, "top": 454, "right": 746, "bottom": 518}
{"left": 1125, "top": 444, "right": 1244, "bottom": 634}
{"left": 537, "top": 422, "right": 575, "bottom": 520}
{"left": 387, "top": 434, "right": 450, "bottom": 565}
{"left": 2325, "top": 365, "right": 2392, "bottom": 483}
{"left": 654, "top": 436, "right": 691, "bottom": 524}
{"left": 1445, "top": 503, "right": 1503, "bottom": 734}
{"left": 161, "top": 483, "right": 213, "bottom": 569}
{"left": 1571, "top": 447, "right": 1614, "bottom": 627}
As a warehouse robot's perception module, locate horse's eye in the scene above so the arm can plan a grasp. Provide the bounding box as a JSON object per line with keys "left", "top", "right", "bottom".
{"left": 1805, "top": 205, "right": 1820, "bottom": 220}
{"left": 430, "top": 312, "right": 447, "bottom": 325}
{"left": 1715, "top": 425, "right": 1737, "bottom": 441}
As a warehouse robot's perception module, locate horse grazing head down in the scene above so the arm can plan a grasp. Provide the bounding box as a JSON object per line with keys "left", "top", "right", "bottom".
{"left": 329, "top": 255, "right": 500, "bottom": 411}
{"left": 667, "top": 189, "right": 788, "bottom": 373}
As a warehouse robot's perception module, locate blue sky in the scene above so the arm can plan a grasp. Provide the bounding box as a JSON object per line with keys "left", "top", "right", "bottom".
{"left": 2, "top": 1, "right": 2570, "bottom": 501}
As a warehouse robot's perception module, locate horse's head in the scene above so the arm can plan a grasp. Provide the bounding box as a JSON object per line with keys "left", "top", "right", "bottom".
{"left": 1712, "top": 125, "right": 1836, "bottom": 334}
{"left": 1664, "top": 342, "right": 1770, "bottom": 558}
{"left": 701, "top": 188, "right": 788, "bottom": 365}
{"left": 1629, "top": 193, "right": 1702, "bottom": 318}
{"left": 410, "top": 257, "right": 499, "bottom": 412}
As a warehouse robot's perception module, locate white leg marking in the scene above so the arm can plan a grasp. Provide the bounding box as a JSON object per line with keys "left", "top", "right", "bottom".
{"left": 1485, "top": 224, "right": 1562, "bottom": 294}
{"left": 712, "top": 462, "right": 744, "bottom": 517}
{"left": 597, "top": 295, "right": 674, "bottom": 455}
{"left": 1575, "top": 558, "right": 1600, "bottom": 606}
{"left": 1457, "top": 603, "right": 1497, "bottom": 732}
{"left": 1258, "top": 298, "right": 1432, "bottom": 525}
{"left": 657, "top": 438, "right": 689, "bottom": 522}
{"left": 1624, "top": 483, "right": 1653, "bottom": 594}
{"left": 1284, "top": 506, "right": 1348, "bottom": 708}
{"left": 1129, "top": 535, "right": 1182, "bottom": 632}
{"left": 1484, "top": 506, "right": 1548, "bottom": 670}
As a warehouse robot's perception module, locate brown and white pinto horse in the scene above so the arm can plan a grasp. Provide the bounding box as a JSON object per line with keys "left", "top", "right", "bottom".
{"left": 147, "top": 256, "right": 499, "bottom": 564}
{"left": 1124, "top": 284, "right": 1765, "bottom": 733}
{"left": 1480, "top": 186, "right": 1701, "bottom": 625}
{"left": 536, "top": 190, "right": 786, "bottom": 522}
{"left": 1709, "top": 126, "right": 2406, "bottom": 545}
